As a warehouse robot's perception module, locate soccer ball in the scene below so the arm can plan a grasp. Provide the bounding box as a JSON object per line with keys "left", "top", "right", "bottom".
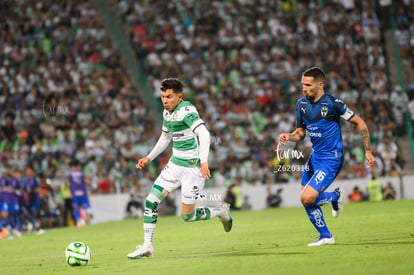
{"left": 65, "top": 241, "right": 91, "bottom": 266}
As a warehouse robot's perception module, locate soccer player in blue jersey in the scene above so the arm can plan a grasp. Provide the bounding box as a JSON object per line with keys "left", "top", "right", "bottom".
{"left": 69, "top": 160, "right": 91, "bottom": 227}
{"left": 0, "top": 169, "right": 10, "bottom": 239}
{"left": 279, "top": 67, "right": 375, "bottom": 246}
{"left": 23, "top": 165, "right": 44, "bottom": 234}
{"left": 0, "top": 167, "right": 20, "bottom": 238}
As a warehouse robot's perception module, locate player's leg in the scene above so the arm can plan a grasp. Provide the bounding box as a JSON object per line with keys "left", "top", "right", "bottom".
{"left": 11, "top": 202, "right": 22, "bottom": 237}
{"left": 180, "top": 166, "right": 232, "bottom": 232}
{"left": 300, "top": 159, "right": 332, "bottom": 245}
{"left": 71, "top": 197, "right": 83, "bottom": 227}
{"left": 27, "top": 203, "right": 40, "bottom": 232}
{"left": 80, "top": 197, "right": 93, "bottom": 224}
{"left": 127, "top": 184, "right": 169, "bottom": 259}
{"left": 0, "top": 205, "right": 9, "bottom": 239}
{"left": 128, "top": 162, "right": 179, "bottom": 259}
{"left": 302, "top": 184, "right": 333, "bottom": 240}
{"left": 302, "top": 157, "right": 344, "bottom": 217}
{"left": 302, "top": 158, "right": 343, "bottom": 246}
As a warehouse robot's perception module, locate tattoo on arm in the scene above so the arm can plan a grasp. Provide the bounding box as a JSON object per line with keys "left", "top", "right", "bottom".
{"left": 360, "top": 128, "right": 371, "bottom": 151}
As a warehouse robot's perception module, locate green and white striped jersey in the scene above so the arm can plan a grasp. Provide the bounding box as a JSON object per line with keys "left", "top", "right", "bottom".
{"left": 162, "top": 100, "right": 204, "bottom": 168}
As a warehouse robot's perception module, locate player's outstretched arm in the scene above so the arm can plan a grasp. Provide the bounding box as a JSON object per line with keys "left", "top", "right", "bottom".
{"left": 279, "top": 128, "right": 306, "bottom": 145}
{"left": 136, "top": 131, "right": 171, "bottom": 169}
{"left": 349, "top": 114, "right": 375, "bottom": 168}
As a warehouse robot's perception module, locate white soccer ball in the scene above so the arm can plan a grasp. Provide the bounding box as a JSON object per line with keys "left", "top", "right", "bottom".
{"left": 65, "top": 241, "right": 91, "bottom": 266}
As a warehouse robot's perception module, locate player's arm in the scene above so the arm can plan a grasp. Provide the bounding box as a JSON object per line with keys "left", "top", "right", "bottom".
{"left": 279, "top": 128, "right": 306, "bottom": 145}
{"left": 194, "top": 123, "right": 211, "bottom": 179}
{"left": 136, "top": 131, "right": 172, "bottom": 169}
{"left": 348, "top": 114, "right": 375, "bottom": 168}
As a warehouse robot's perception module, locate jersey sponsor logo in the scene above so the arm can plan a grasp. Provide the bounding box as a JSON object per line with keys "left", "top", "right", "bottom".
{"left": 172, "top": 133, "right": 184, "bottom": 137}
{"left": 301, "top": 107, "right": 306, "bottom": 113}
{"left": 186, "top": 113, "right": 198, "bottom": 123}
{"left": 310, "top": 208, "right": 325, "bottom": 227}
{"left": 307, "top": 126, "right": 318, "bottom": 131}
{"left": 308, "top": 132, "right": 322, "bottom": 137}
{"left": 321, "top": 106, "right": 328, "bottom": 117}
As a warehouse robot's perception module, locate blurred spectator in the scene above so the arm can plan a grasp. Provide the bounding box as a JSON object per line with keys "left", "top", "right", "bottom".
{"left": 241, "top": 195, "right": 253, "bottom": 210}
{"left": 367, "top": 175, "right": 383, "bottom": 202}
{"left": 224, "top": 182, "right": 242, "bottom": 211}
{"left": 383, "top": 181, "right": 397, "bottom": 200}
{"left": 97, "top": 173, "right": 114, "bottom": 194}
{"left": 266, "top": 187, "right": 283, "bottom": 208}
{"left": 158, "top": 195, "right": 177, "bottom": 216}
{"left": 125, "top": 193, "right": 143, "bottom": 219}
{"left": 347, "top": 186, "right": 365, "bottom": 203}
{"left": 60, "top": 180, "right": 74, "bottom": 226}
{"left": 211, "top": 165, "right": 229, "bottom": 188}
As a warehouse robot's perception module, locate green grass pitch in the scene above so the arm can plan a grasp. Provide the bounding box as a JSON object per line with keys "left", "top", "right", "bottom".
{"left": 1, "top": 199, "right": 413, "bottom": 275}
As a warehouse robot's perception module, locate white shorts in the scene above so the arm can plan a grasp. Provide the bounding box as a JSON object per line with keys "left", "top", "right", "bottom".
{"left": 154, "top": 161, "right": 205, "bottom": 205}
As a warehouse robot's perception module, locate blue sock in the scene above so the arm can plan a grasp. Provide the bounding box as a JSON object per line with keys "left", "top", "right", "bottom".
{"left": 18, "top": 217, "right": 23, "bottom": 231}
{"left": 313, "top": 191, "right": 339, "bottom": 206}
{"left": 304, "top": 205, "right": 331, "bottom": 238}
{"left": 73, "top": 209, "right": 81, "bottom": 223}
{"left": 27, "top": 215, "right": 37, "bottom": 230}
{"left": 4, "top": 216, "right": 10, "bottom": 228}
{"left": 12, "top": 212, "right": 19, "bottom": 230}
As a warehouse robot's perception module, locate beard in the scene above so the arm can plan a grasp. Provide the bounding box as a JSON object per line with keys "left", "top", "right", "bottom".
{"left": 304, "top": 93, "right": 316, "bottom": 103}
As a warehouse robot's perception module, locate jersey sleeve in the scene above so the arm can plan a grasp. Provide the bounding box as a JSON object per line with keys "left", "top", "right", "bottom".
{"left": 182, "top": 106, "right": 204, "bottom": 131}
{"left": 333, "top": 97, "right": 355, "bottom": 121}
{"left": 295, "top": 100, "right": 306, "bottom": 128}
{"left": 162, "top": 111, "right": 170, "bottom": 133}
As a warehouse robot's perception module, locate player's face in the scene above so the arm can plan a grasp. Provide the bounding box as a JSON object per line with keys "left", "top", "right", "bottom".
{"left": 161, "top": 89, "right": 183, "bottom": 112}
{"left": 301, "top": 76, "right": 323, "bottom": 102}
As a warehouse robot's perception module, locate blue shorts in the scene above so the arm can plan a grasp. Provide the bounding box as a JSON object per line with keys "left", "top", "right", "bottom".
{"left": 28, "top": 202, "right": 40, "bottom": 214}
{"left": 7, "top": 202, "right": 19, "bottom": 214}
{"left": 301, "top": 154, "right": 343, "bottom": 193}
{"left": 72, "top": 196, "right": 90, "bottom": 210}
{"left": 0, "top": 202, "right": 8, "bottom": 213}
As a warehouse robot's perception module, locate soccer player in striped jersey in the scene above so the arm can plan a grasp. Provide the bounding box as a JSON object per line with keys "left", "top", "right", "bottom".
{"left": 127, "top": 78, "right": 232, "bottom": 259}
{"left": 279, "top": 67, "right": 375, "bottom": 246}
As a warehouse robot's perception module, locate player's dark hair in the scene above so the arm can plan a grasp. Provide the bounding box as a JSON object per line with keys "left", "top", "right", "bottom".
{"left": 303, "top": 67, "right": 326, "bottom": 83}
{"left": 160, "top": 78, "right": 184, "bottom": 93}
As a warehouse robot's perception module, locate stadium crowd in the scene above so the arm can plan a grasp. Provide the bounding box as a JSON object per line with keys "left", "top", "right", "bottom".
{"left": 0, "top": 0, "right": 413, "bottom": 233}
{"left": 116, "top": 0, "right": 412, "bottom": 185}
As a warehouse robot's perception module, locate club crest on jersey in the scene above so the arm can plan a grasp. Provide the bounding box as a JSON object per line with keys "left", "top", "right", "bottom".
{"left": 321, "top": 106, "right": 328, "bottom": 117}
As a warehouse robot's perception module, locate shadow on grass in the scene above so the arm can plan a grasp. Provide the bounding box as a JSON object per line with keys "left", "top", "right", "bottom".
{"left": 166, "top": 246, "right": 310, "bottom": 259}
{"left": 338, "top": 236, "right": 414, "bottom": 246}
{"left": 208, "top": 251, "right": 309, "bottom": 257}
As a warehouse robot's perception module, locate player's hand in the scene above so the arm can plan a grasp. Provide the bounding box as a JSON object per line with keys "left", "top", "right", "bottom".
{"left": 136, "top": 157, "right": 150, "bottom": 169}
{"left": 200, "top": 162, "right": 211, "bottom": 179}
{"left": 365, "top": 151, "right": 375, "bottom": 168}
{"left": 279, "top": 133, "right": 290, "bottom": 146}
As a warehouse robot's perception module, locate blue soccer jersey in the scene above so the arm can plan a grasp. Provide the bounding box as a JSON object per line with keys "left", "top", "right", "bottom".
{"left": 296, "top": 94, "right": 355, "bottom": 191}
{"left": 296, "top": 94, "right": 355, "bottom": 158}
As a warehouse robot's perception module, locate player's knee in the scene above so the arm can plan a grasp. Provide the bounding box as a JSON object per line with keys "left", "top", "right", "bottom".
{"left": 301, "top": 195, "right": 315, "bottom": 206}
